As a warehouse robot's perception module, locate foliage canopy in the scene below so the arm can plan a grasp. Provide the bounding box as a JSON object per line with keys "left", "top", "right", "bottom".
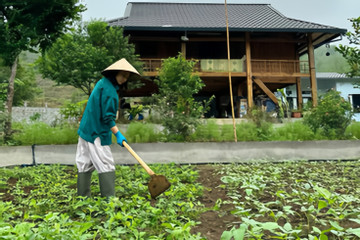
{"left": 0, "top": 0, "right": 85, "bottom": 66}
{"left": 336, "top": 17, "right": 360, "bottom": 78}
{"left": 38, "top": 21, "right": 142, "bottom": 96}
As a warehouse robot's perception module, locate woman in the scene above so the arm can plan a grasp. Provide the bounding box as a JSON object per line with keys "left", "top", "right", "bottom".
{"left": 76, "top": 58, "right": 140, "bottom": 198}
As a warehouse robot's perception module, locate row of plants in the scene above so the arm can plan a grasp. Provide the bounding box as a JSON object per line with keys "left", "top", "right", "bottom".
{"left": 0, "top": 163, "right": 204, "bottom": 239}
{"left": 2, "top": 160, "right": 360, "bottom": 239}
{"left": 8, "top": 119, "right": 360, "bottom": 146}
{"left": 219, "top": 160, "right": 360, "bottom": 239}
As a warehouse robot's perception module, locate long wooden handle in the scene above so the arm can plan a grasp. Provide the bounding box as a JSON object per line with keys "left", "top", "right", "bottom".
{"left": 123, "top": 141, "right": 155, "bottom": 176}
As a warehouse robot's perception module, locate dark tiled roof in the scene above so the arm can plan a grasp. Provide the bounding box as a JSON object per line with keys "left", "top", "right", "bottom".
{"left": 108, "top": 2, "right": 346, "bottom": 33}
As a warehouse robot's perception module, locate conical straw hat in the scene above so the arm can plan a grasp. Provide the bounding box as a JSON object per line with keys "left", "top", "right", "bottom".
{"left": 102, "top": 58, "right": 140, "bottom": 76}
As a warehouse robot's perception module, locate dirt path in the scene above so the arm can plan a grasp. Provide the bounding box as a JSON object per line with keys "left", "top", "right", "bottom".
{"left": 191, "top": 165, "right": 240, "bottom": 239}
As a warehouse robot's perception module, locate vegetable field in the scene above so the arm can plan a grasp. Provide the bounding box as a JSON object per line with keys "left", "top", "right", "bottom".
{"left": 1, "top": 161, "right": 360, "bottom": 239}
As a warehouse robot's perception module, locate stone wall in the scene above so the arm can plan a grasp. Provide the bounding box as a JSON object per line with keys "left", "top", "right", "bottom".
{"left": 12, "top": 107, "right": 61, "bottom": 125}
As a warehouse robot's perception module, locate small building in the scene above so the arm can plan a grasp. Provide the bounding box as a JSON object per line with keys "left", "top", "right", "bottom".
{"left": 109, "top": 2, "right": 346, "bottom": 118}
{"left": 286, "top": 72, "right": 360, "bottom": 121}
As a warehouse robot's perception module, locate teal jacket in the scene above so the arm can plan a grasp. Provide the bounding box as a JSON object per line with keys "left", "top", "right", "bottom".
{"left": 78, "top": 77, "right": 119, "bottom": 146}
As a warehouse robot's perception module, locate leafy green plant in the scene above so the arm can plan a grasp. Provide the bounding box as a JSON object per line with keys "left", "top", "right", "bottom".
{"left": 218, "top": 161, "right": 360, "bottom": 239}
{"left": 127, "top": 104, "right": 144, "bottom": 120}
{"left": 304, "top": 90, "right": 353, "bottom": 139}
{"left": 60, "top": 100, "right": 87, "bottom": 123}
{"left": 29, "top": 112, "right": 41, "bottom": 122}
{"left": 276, "top": 88, "right": 290, "bottom": 120}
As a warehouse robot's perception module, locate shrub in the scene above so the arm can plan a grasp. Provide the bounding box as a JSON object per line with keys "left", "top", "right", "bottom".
{"left": 303, "top": 90, "right": 353, "bottom": 139}
{"left": 345, "top": 121, "right": 360, "bottom": 139}
{"left": 60, "top": 100, "right": 88, "bottom": 123}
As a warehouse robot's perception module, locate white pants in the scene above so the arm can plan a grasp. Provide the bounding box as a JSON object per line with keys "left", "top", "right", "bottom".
{"left": 75, "top": 137, "right": 115, "bottom": 173}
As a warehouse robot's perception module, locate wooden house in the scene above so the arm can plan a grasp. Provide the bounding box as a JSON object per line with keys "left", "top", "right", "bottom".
{"left": 108, "top": 2, "right": 346, "bottom": 118}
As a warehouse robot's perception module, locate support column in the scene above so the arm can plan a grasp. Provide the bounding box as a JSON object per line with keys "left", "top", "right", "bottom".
{"left": 296, "top": 77, "right": 303, "bottom": 109}
{"left": 307, "top": 34, "right": 318, "bottom": 106}
{"left": 245, "top": 32, "right": 253, "bottom": 108}
{"left": 181, "top": 42, "right": 186, "bottom": 58}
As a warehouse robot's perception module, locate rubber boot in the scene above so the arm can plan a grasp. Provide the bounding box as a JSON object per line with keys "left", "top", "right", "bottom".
{"left": 77, "top": 172, "right": 92, "bottom": 197}
{"left": 99, "top": 171, "right": 116, "bottom": 198}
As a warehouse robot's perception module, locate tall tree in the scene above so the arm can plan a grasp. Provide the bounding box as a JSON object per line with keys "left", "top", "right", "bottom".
{"left": 335, "top": 17, "right": 360, "bottom": 78}
{"left": 38, "top": 20, "right": 143, "bottom": 96}
{"left": 0, "top": 0, "right": 85, "bottom": 142}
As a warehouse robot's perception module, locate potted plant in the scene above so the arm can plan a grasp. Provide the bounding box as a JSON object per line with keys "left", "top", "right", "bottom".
{"left": 291, "top": 109, "right": 302, "bottom": 118}
{"left": 127, "top": 105, "right": 144, "bottom": 120}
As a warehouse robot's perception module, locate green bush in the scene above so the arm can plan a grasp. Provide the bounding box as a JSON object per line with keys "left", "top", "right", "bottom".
{"left": 12, "top": 122, "right": 78, "bottom": 145}
{"left": 303, "top": 90, "right": 353, "bottom": 139}
{"left": 125, "top": 122, "right": 163, "bottom": 143}
{"left": 60, "top": 100, "right": 87, "bottom": 123}
{"left": 345, "top": 121, "right": 360, "bottom": 139}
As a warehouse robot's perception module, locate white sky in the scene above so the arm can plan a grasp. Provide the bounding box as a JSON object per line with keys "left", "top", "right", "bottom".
{"left": 80, "top": 0, "right": 360, "bottom": 46}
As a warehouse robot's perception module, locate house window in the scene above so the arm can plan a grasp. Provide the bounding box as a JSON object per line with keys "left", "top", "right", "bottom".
{"left": 352, "top": 94, "right": 360, "bottom": 113}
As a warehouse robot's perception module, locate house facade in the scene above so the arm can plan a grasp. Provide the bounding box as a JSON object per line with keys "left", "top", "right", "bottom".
{"left": 109, "top": 2, "right": 346, "bottom": 118}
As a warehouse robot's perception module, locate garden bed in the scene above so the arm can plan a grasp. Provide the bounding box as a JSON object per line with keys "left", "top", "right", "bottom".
{"left": 1, "top": 161, "right": 360, "bottom": 239}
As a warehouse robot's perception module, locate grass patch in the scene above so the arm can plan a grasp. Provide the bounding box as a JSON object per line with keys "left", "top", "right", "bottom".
{"left": 12, "top": 122, "right": 79, "bottom": 145}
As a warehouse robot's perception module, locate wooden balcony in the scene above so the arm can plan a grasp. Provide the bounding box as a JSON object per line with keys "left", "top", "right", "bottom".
{"left": 140, "top": 58, "right": 309, "bottom": 78}
{"left": 251, "top": 59, "right": 310, "bottom": 78}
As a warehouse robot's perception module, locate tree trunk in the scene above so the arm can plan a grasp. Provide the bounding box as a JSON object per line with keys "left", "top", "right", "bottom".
{"left": 4, "top": 56, "right": 18, "bottom": 142}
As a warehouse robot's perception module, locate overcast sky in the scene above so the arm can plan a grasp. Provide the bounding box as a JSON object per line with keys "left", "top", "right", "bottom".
{"left": 80, "top": 0, "right": 360, "bottom": 46}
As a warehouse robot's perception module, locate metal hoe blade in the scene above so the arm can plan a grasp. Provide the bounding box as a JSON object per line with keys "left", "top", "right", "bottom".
{"left": 148, "top": 175, "right": 171, "bottom": 199}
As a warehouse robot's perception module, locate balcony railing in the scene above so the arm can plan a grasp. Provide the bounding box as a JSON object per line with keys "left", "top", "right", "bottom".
{"left": 141, "top": 58, "right": 309, "bottom": 75}
{"left": 251, "top": 59, "right": 309, "bottom": 74}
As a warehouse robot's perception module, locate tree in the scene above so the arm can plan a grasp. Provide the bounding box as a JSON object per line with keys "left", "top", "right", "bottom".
{"left": 153, "top": 54, "right": 213, "bottom": 141}
{"left": 38, "top": 21, "right": 143, "bottom": 96}
{"left": 335, "top": 17, "right": 360, "bottom": 78}
{"left": 13, "top": 61, "right": 42, "bottom": 106}
{"left": 0, "top": 0, "right": 85, "bottom": 142}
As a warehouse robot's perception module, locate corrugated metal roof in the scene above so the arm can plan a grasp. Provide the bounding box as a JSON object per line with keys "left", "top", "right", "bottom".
{"left": 316, "top": 72, "right": 348, "bottom": 79}
{"left": 108, "top": 2, "right": 346, "bottom": 33}
{"left": 316, "top": 72, "right": 360, "bottom": 79}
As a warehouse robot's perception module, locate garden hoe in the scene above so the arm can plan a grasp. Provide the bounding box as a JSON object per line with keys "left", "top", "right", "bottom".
{"left": 123, "top": 142, "right": 171, "bottom": 199}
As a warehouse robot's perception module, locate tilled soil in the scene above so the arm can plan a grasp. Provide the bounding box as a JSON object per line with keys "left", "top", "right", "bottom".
{"left": 191, "top": 164, "right": 240, "bottom": 239}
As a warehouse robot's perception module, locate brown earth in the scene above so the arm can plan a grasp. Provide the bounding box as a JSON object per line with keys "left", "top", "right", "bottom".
{"left": 191, "top": 164, "right": 240, "bottom": 240}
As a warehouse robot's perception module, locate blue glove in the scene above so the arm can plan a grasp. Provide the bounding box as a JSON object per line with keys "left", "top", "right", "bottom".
{"left": 114, "top": 131, "right": 127, "bottom": 147}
